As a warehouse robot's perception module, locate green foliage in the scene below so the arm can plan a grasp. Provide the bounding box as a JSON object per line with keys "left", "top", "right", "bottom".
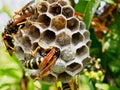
{"left": 1, "top": 0, "right": 120, "bottom": 90}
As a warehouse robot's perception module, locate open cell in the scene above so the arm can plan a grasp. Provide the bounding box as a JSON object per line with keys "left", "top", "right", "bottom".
{"left": 58, "top": 72, "right": 72, "bottom": 83}
{"left": 72, "top": 32, "right": 83, "bottom": 45}
{"left": 76, "top": 45, "right": 88, "bottom": 56}
{"left": 47, "top": 0, "right": 58, "bottom": 3}
{"left": 86, "top": 40, "right": 91, "bottom": 47}
{"left": 21, "top": 36, "right": 32, "bottom": 51}
{"left": 82, "top": 57, "right": 91, "bottom": 67}
{"left": 37, "top": 1, "right": 48, "bottom": 13}
{"left": 58, "top": 0, "right": 67, "bottom": 6}
{"left": 49, "top": 3, "right": 61, "bottom": 16}
{"left": 66, "top": 62, "right": 82, "bottom": 72}
{"left": 62, "top": 6, "right": 74, "bottom": 18}
{"left": 37, "top": 14, "right": 51, "bottom": 28}
{"left": 14, "top": 46, "right": 24, "bottom": 60}
{"left": 41, "top": 74, "right": 57, "bottom": 83}
{"left": 79, "top": 21, "right": 85, "bottom": 30}
{"left": 83, "top": 30, "right": 90, "bottom": 39}
{"left": 29, "top": 25, "right": 40, "bottom": 41}
{"left": 42, "top": 30, "right": 56, "bottom": 43}
{"left": 67, "top": 18, "right": 79, "bottom": 31}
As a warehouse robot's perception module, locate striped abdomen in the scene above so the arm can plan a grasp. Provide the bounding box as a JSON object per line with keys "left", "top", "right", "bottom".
{"left": 24, "top": 57, "right": 42, "bottom": 69}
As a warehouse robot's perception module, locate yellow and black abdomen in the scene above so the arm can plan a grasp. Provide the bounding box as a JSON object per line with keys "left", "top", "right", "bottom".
{"left": 24, "top": 57, "right": 42, "bottom": 69}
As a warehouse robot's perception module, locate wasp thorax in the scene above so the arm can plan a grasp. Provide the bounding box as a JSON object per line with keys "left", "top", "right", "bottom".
{"left": 13, "top": 0, "right": 91, "bottom": 83}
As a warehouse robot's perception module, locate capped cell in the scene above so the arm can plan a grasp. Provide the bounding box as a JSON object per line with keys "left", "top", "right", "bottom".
{"left": 61, "top": 47, "right": 76, "bottom": 62}
{"left": 51, "top": 59, "right": 66, "bottom": 74}
{"left": 51, "top": 15, "right": 66, "bottom": 30}
{"left": 56, "top": 32, "right": 70, "bottom": 46}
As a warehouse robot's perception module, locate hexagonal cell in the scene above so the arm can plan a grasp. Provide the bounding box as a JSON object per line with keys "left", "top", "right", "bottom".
{"left": 72, "top": 32, "right": 83, "bottom": 45}
{"left": 49, "top": 3, "right": 61, "bottom": 16}
{"left": 67, "top": 18, "right": 79, "bottom": 31}
{"left": 41, "top": 73, "right": 57, "bottom": 83}
{"left": 79, "top": 21, "right": 86, "bottom": 30}
{"left": 86, "top": 40, "right": 91, "bottom": 47}
{"left": 51, "top": 15, "right": 66, "bottom": 30}
{"left": 14, "top": 30, "right": 23, "bottom": 43}
{"left": 14, "top": 46, "right": 24, "bottom": 60}
{"left": 56, "top": 32, "right": 70, "bottom": 46}
{"left": 51, "top": 59, "right": 66, "bottom": 74}
{"left": 21, "top": 36, "right": 32, "bottom": 51}
{"left": 58, "top": 0, "right": 67, "bottom": 6}
{"left": 83, "top": 30, "right": 90, "bottom": 39}
{"left": 61, "top": 47, "right": 76, "bottom": 62}
{"left": 37, "top": 14, "right": 51, "bottom": 28}
{"left": 62, "top": 6, "right": 74, "bottom": 18}
{"left": 47, "top": 0, "right": 58, "bottom": 3}
{"left": 42, "top": 29, "right": 56, "bottom": 43}
{"left": 28, "top": 25, "right": 40, "bottom": 41}
{"left": 37, "top": 1, "right": 48, "bottom": 13}
{"left": 76, "top": 45, "right": 88, "bottom": 57}
{"left": 58, "top": 72, "right": 72, "bottom": 83}
{"left": 82, "top": 57, "right": 91, "bottom": 67}
{"left": 66, "top": 62, "right": 82, "bottom": 72}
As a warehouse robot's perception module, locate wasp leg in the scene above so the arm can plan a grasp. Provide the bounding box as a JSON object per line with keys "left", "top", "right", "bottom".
{"left": 31, "top": 46, "right": 41, "bottom": 56}
{"left": 39, "top": 47, "right": 56, "bottom": 71}
{"left": 40, "top": 56, "right": 57, "bottom": 78}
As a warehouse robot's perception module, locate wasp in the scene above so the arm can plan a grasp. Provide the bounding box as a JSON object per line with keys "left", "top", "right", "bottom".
{"left": 2, "top": 0, "right": 37, "bottom": 55}
{"left": 56, "top": 79, "right": 80, "bottom": 90}
{"left": 23, "top": 46, "right": 60, "bottom": 78}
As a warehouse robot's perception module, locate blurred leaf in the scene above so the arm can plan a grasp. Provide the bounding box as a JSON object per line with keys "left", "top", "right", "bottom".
{"left": 108, "top": 60, "right": 120, "bottom": 74}
{"left": 83, "top": 0, "right": 100, "bottom": 29}
{"left": 115, "top": 75, "right": 120, "bottom": 87}
{"left": 95, "top": 83, "right": 120, "bottom": 90}
{"left": 75, "top": 0, "right": 100, "bottom": 29}
{"left": 102, "top": 0, "right": 116, "bottom": 5}
{"left": 27, "top": 80, "right": 35, "bottom": 90}
{"left": 75, "top": 0, "right": 88, "bottom": 13}
{"left": 0, "top": 4, "right": 11, "bottom": 17}
{"left": 41, "top": 82, "right": 51, "bottom": 90}
{"left": 79, "top": 75, "right": 94, "bottom": 90}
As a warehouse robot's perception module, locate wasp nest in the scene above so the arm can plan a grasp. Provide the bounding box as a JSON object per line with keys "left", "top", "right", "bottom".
{"left": 13, "top": 0, "right": 91, "bottom": 83}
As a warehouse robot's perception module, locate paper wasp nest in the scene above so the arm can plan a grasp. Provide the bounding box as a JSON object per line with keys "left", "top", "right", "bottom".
{"left": 14, "top": 0, "right": 91, "bottom": 83}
